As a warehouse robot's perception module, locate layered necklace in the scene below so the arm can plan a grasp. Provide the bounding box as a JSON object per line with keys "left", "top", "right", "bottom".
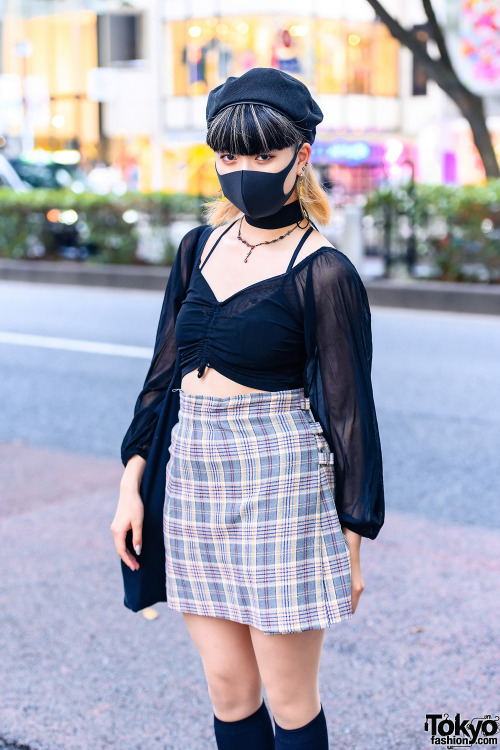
{"left": 237, "top": 199, "right": 309, "bottom": 263}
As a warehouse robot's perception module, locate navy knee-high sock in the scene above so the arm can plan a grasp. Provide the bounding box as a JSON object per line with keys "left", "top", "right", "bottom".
{"left": 213, "top": 699, "right": 275, "bottom": 749}
{"left": 274, "top": 704, "right": 329, "bottom": 749}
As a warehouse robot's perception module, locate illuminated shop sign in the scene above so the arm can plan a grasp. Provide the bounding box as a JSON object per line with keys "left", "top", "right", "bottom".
{"left": 311, "top": 138, "right": 408, "bottom": 167}
{"left": 445, "top": 0, "right": 500, "bottom": 94}
{"left": 460, "top": 0, "right": 500, "bottom": 91}
{"left": 312, "top": 139, "right": 372, "bottom": 165}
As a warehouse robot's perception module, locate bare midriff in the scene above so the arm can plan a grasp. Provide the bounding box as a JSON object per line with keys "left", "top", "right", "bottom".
{"left": 180, "top": 365, "right": 272, "bottom": 397}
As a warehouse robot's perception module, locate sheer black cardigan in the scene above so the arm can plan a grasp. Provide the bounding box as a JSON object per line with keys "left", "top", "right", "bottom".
{"left": 119, "top": 224, "right": 385, "bottom": 611}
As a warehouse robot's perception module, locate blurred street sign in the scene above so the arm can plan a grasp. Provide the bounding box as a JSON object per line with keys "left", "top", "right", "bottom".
{"left": 87, "top": 68, "right": 119, "bottom": 102}
{"left": 13, "top": 40, "right": 33, "bottom": 58}
{"left": 446, "top": 0, "right": 500, "bottom": 95}
{"left": 0, "top": 74, "right": 23, "bottom": 129}
{"left": 25, "top": 76, "right": 50, "bottom": 126}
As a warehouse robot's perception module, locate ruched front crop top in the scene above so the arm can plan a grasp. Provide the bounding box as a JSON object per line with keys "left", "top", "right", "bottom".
{"left": 121, "top": 222, "right": 385, "bottom": 541}
{"left": 174, "top": 220, "right": 312, "bottom": 391}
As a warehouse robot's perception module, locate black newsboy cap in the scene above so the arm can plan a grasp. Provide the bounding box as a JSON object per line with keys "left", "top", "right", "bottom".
{"left": 206, "top": 67, "right": 323, "bottom": 144}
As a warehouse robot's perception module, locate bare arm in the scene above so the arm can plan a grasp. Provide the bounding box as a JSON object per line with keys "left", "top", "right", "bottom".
{"left": 342, "top": 527, "right": 364, "bottom": 615}
{"left": 111, "top": 454, "right": 147, "bottom": 571}
{"left": 120, "top": 453, "right": 147, "bottom": 492}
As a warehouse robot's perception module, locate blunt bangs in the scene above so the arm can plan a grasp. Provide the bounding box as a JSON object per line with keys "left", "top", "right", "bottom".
{"left": 206, "top": 103, "right": 305, "bottom": 155}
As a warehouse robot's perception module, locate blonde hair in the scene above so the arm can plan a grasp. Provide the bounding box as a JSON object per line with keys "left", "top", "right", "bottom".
{"left": 202, "top": 103, "right": 331, "bottom": 228}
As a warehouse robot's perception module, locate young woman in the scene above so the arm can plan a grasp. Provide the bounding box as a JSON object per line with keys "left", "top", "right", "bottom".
{"left": 112, "top": 67, "right": 385, "bottom": 750}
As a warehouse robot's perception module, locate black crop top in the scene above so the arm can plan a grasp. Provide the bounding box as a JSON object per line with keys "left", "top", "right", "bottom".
{"left": 121, "top": 223, "right": 385, "bottom": 540}
{"left": 174, "top": 220, "right": 313, "bottom": 391}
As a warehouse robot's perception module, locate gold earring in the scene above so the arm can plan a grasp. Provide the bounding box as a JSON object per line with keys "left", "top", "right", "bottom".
{"left": 299, "top": 174, "right": 305, "bottom": 200}
{"left": 298, "top": 174, "right": 310, "bottom": 223}
{"left": 217, "top": 188, "right": 229, "bottom": 202}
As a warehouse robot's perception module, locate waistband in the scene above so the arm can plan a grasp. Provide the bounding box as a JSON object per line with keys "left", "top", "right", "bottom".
{"left": 173, "top": 386, "right": 308, "bottom": 417}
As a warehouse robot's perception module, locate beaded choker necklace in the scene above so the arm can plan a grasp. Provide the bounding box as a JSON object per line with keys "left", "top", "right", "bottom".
{"left": 244, "top": 199, "right": 305, "bottom": 229}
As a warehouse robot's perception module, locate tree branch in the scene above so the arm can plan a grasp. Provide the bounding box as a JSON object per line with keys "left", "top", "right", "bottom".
{"left": 421, "top": 0, "right": 453, "bottom": 70}
{"left": 365, "top": 0, "right": 435, "bottom": 66}
{"left": 365, "top": 0, "right": 470, "bottom": 97}
{"left": 364, "top": 0, "right": 500, "bottom": 177}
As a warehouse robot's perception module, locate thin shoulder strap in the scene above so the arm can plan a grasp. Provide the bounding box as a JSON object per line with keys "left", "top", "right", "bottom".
{"left": 287, "top": 226, "right": 314, "bottom": 272}
{"left": 199, "top": 219, "right": 239, "bottom": 271}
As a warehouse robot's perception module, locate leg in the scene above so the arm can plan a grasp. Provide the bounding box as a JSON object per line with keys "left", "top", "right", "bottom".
{"left": 249, "top": 625, "right": 326, "bottom": 730}
{"left": 183, "top": 613, "right": 275, "bottom": 749}
{"left": 182, "top": 613, "right": 263, "bottom": 721}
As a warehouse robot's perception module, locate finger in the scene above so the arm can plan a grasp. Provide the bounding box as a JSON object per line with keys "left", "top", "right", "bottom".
{"left": 131, "top": 519, "right": 143, "bottom": 557}
{"left": 114, "top": 531, "right": 140, "bottom": 571}
{"left": 120, "top": 550, "right": 140, "bottom": 571}
{"left": 119, "top": 546, "right": 139, "bottom": 570}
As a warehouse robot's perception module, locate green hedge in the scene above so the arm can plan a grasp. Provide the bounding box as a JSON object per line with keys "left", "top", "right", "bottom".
{"left": 364, "top": 181, "right": 500, "bottom": 282}
{"left": 0, "top": 189, "right": 205, "bottom": 265}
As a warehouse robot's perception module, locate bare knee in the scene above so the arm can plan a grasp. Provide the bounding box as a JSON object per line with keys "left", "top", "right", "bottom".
{"left": 181, "top": 614, "right": 263, "bottom": 722}
{"left": 266, "top": 683, "right": 321, "bottom": 729}
{"left": 249, "top": 625, "right": 325, "bottom": 729}
{"left": 258, "top": 639, "right": 322, "bottom": 728}
{"left": 208, "top": 670, "right": 263, "bottom": 721}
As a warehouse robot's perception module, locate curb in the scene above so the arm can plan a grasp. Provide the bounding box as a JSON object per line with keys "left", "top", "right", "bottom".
{"left": 364, "top": 278, "right": 500, "bottom": 316}
{"left": 1, "top": 259, "right": 500, "bottom": 315}
{"left": 0, "top": 258, "right": 170, "bottom": 291}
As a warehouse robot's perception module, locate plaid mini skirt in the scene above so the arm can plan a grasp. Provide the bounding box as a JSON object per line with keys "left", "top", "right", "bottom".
{"left": 163, "top": 386, "right": 352, "bottom": 635}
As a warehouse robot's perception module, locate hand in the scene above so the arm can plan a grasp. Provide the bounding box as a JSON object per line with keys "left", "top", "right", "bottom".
{"left": 342, "top": 528, "right": 365, "bottom": 615}
{"left": 110, "top": 485, "right": 144, "bottom": 572}
{"left": 349, "top": 559, "right": 365, "bottom": 615}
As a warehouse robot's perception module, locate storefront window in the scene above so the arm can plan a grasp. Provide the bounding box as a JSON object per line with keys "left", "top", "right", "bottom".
{"left": 170, "top": 15, "right": 312, "bottom": 96}
{"left": 168, "top": 15, "right": 399, "bottom": 97}
{"left": 371, "top": 23, "right": 399, "bottom": 96}
{"left": 1, "top": 10, "right": 99, "bottom": 146}
{"left": 316, "top": 20, "right": 399, "bottom": 95}
{"left": 314, "top": 19, "right": 345, "bottom": 94}
{"left": 345, "top": 23, "right": 373, "bottom": 95}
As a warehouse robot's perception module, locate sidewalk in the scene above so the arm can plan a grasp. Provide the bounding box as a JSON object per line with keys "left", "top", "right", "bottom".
{"left": 1, "top": 441, "right": 498, "bottom": 749}
{"left": 1, "top": 258, "right": 500, "bottom": 315}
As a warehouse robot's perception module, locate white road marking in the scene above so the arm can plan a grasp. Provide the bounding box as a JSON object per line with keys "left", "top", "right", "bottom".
{"left": 0, "top": 331, "right": 152, "bottom": 359}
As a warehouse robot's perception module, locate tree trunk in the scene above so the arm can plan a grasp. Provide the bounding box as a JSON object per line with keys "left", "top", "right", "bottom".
{"left": 363, "top": 0, "right": 500, "bottom": 179}
{"left": 449, "top": 90, "right": 500, "bottom": 179}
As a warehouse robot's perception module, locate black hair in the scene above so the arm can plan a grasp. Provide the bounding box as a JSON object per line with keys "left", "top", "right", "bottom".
{"left": 206, "top": 103, "right": 306, "bottom": 155}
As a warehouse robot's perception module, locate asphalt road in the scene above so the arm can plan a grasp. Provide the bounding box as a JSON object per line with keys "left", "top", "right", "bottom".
{"left": 1, "top": 280, "right": 499, "bottom": 749}
{"left": 1, "top": 280, "right": 499, "bottom": 529}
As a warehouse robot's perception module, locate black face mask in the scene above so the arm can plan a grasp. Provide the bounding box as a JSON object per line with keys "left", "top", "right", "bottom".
{"left": 215, "top": 143, "right": 303, "bottom": 219}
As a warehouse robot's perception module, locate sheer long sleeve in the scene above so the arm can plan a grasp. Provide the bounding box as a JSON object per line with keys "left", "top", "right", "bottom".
{"left": 309, "top": 249, "right": 385, "bottom": 540}
{"left": 120, "top": 226, "right": 204, "bottom": 467}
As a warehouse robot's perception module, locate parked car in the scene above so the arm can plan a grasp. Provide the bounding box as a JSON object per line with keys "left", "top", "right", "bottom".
{"left": 7, "top": 156, "right": 90, "bottom": 192}
{"left": 0, "top": 154, "right": 31, "bottom": 192}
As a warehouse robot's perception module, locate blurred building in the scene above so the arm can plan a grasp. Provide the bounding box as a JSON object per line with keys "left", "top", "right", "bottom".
{"left": 1, "top": 0, "right": 499, "bottom": 194}
{"left": 438, "top": 0, "right": 500, "bottom": 184}
{"left": 0, "top": 0, "right": 152, "bottom": 190}
{"left": 163, "top": 0, "right": 408, "bottom": 200}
